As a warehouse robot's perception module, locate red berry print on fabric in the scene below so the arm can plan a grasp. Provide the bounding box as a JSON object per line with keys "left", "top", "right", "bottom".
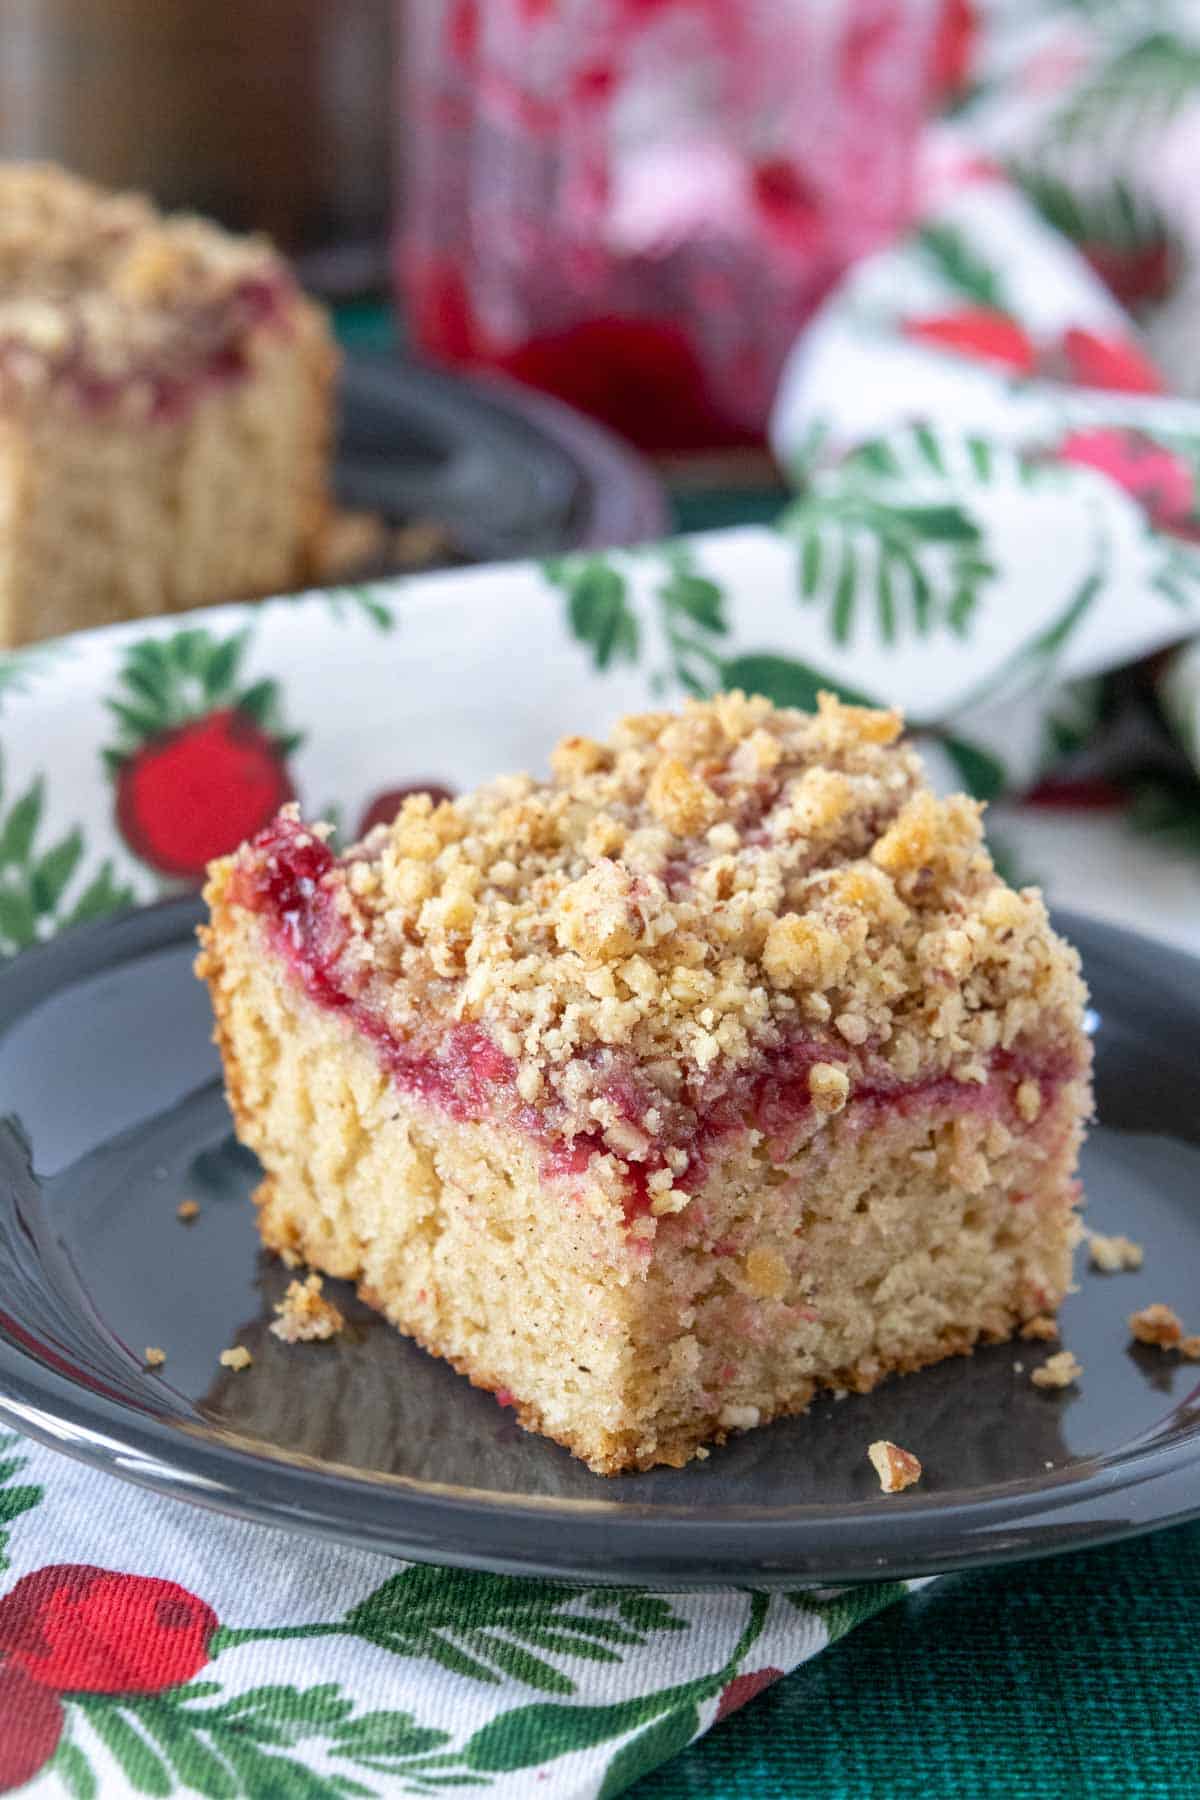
{"left": 931, "top": 0, "right": 977, "bottom": 100}
{"left": 116, "top": 707, "right": 294, "bottom": 880}
{"left": 1056, "top": 326, "right": 1164, "bottom": 394}
{"left": 0, "top": 1564, "right": 217, "bottom": 1694}
{"left": 903, "top": 309, "right": 1037, "bottom": 374}
{"left": 103, "top": 626, "right": 302, "bottom": 882}
{"left": 1055, "top": 428, "right": 1197, "bottom": 537}
{"left": 715, "top": 1665, "right": 785, "bottom": 1721}
{"left": 0, "top": 1662, "right": 62, "bottom": 1792}
{"left": 1083, "top": 237, "right": 1175, "bottom": 310}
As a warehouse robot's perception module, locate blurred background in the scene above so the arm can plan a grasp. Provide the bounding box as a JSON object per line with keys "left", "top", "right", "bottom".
{"left": 1, "top": 0, "right": 1198, "bottom": 938}
{"left": 0, "top": 0, "right": 939, "bottom": 455}
{"left": 0, "top": 2, "right": 394, "bottom": 292}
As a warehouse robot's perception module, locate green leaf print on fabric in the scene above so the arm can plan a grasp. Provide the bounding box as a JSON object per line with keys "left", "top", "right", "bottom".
{"left": 1127, "top": 780, "right": 1200, "bottom": 858}
{"left": 915, "top": 223, "right": 1009, "bottom": 310}
{"left": 652, "top": 545, "right": 730, "bottom": 694}
{"left": 342, "top": 1569, "right": 688, "bottom": 1695}
{"left": 718, "top": 654, "right": 879, "bottom": 713}
{"left": 547, "top": 557, "right": 640, "bottom": 672}
{"left": 0, "top": 757, "right": 134, "bottom": 956}
{"left": 0, "top": 1432, "right": 43, "bottom": 1573}
{"left": 596, "top": 1705, "right": 701, "bottom": 1799}
{"left": 1014, "top": 163, "right": 1170, "bottom": 264}
{"left": 785, "top": 1581, "right": 910, "bottom": 1644}
{"left": 952, "top": 570, "right": 1102, "bottom": 716}
{"left": 464, "top": 1592, "right": 768, "bottom": 1782}
{"left": 214, "top": 1569, "right": 689, "bottom": 1700}
{"left": 941, "top": 736, "right": 1009, "bottom": 802}
{"left": 51, "top": 1735, "right": 99, "bottom": 1800}
{"left": 69, "top": 1684, "right": 458, "bottom": 1800}
{"left": 320, "top": 587, "right": 397, "bottom": 634}
{"left": 0, "top": 643, "right": 66, "bottom": 716}
{"left": 1049, "top": 31, "right": 1200, "bottom": 148}
{"left": 781, "top": 483, "right": 996, "bottom": 650}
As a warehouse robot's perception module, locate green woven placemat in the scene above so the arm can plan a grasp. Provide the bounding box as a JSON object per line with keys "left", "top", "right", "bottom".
{"left": 631, "top": 1521, "right": 1200, "bottom": 1798}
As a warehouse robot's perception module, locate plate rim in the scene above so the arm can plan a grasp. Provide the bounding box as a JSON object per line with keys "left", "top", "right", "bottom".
{"left": 1, "top": 898, "right": 1199, "bottom": 1587}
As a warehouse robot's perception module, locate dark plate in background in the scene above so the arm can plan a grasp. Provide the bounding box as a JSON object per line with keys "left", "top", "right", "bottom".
{"left": 334, "top": 354, "right": 669, "bottom": 566}
{"left": 0, "top": 902, "right": 1198, "bottom": 1587}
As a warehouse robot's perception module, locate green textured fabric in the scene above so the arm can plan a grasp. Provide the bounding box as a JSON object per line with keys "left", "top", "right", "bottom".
{"left": 632, "top": 1522, "right": 1200, "bottom": 1798}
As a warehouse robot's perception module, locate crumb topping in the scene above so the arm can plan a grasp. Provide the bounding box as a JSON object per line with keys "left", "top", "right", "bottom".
{"left": 1019, "top": 1314, "right": 1060, "bottom": 1342}
{"left": 1129, "top": 1303, "right": 1184, "bottom": 1349}
{"left": 1031, "top": 1349, "right": 1082, "bottom": 1389}
{"left": 270, "top": 1273, "right": 346, "bottom": 1344}
{"left": 1087, "top": 1231, "right": 1143, "bottom": 1273}
{"left": 218, "top": 1345, "right": 253, "bottom": 1371}
{"left": 0, "top": 163, "right": 291, "bottom": 410}
{"left": 220, "top": 693, "right": 1090, "bottom": 1163}
{"left": 868, "top": 1439, "right": 923, "bottom": 1492}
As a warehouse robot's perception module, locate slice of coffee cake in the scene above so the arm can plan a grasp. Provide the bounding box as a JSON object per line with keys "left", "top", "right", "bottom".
{"left": 0, "top": 163, "right": 335, "bottom": 646}
{"left": 198, "top": 693, "right": 1092, "bottom": 1474}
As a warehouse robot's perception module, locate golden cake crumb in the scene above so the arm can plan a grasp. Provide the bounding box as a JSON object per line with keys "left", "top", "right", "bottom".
{"left": 1031, "top": 1350, "right": 1082, "bottom": 1389}
{"left": 1129, "top": 1303, "right": 1184, "bottom": 1349}
{"left": 868, "top": 1439, "right": 923, "bottom": 1493}
{"left": 219, "top": 1345, "right": 253, "bottom": 1371}
{"left": 1087, "top": 1231, "right": 1143, "bottom": 1273}
{"left": 143, "top": 1346, "right": 166, "bottom": 1367}
{"left": 1019, "top": 1314, "right": 1060, "bottom": 1342}
{"left": 176, "top": 1198, "right": 200, "bottom": 1223}
{"left": 270, "top": 1273, "right": 346, "bottom": 1344}
{"left": 1182, "top": 1337, "right": 1200, "bottom": 1361}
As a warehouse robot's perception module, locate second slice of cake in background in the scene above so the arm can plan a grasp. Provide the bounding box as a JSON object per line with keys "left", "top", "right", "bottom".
{"left": 199, "top": 692, "right": 1093, "bottom": 1474}
{"left": 0, "top": 164, "right": 336, "bottom": 646}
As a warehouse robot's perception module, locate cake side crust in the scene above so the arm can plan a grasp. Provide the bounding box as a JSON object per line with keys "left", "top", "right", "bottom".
{"left": 201, "top": 878, "right": 1086, "bottom": 1476}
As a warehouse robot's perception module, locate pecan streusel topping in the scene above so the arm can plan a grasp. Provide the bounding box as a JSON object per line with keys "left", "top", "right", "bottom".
{"left": 0, "top": 163, "right": 289, "bottom": 409}
{"left": 241, "top": 693, "right": 1087, "bottom": 1153}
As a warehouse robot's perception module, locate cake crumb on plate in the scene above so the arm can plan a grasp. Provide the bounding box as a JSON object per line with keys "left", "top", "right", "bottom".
{"left": 219, "top": 1345, "right": 253, "bottom": 1371}
{"left": 868, "top": 1440, "right": 922, "bottom": 1493}
{"left": 143, "top": 1346, "right": 166, "bottom": 1367}
{"left": 1088, "top": 1231, "right": 1143, "bottom": 1273}
{"left": 270, "top": 1273, "right": 346, "bottom": 1344}
{"left": 1031, "top": 1350, "right": 1082, "bottom": 1389}
{"left": 176, "top": 1198, "right": 200, "bottom": 1223}
{"left": 1129, "top": 1303, "right": 1184, "bottom": 1349}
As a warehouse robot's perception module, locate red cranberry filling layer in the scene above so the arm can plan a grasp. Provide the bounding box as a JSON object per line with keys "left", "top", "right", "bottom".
{"left": 234, "top": 815, "right": 1082, "bottom": 1221}
{"left": 0, "top": 272, "right": 293, "bottom": 419}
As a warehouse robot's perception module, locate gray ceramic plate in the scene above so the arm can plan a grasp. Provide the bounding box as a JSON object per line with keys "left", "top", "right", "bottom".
{"left": 0, "top": 900, "right": 1197, "bottom": 1588}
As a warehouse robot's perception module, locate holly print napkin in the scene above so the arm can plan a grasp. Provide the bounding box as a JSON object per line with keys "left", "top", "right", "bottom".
{"left": 0, "top": 1440, "right": 910, "bottom": 1797}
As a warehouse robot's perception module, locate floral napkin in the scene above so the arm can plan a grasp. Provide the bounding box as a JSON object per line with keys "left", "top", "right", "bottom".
{"left": 5, "top": 6, "right": 1200, "bottom": 1800}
